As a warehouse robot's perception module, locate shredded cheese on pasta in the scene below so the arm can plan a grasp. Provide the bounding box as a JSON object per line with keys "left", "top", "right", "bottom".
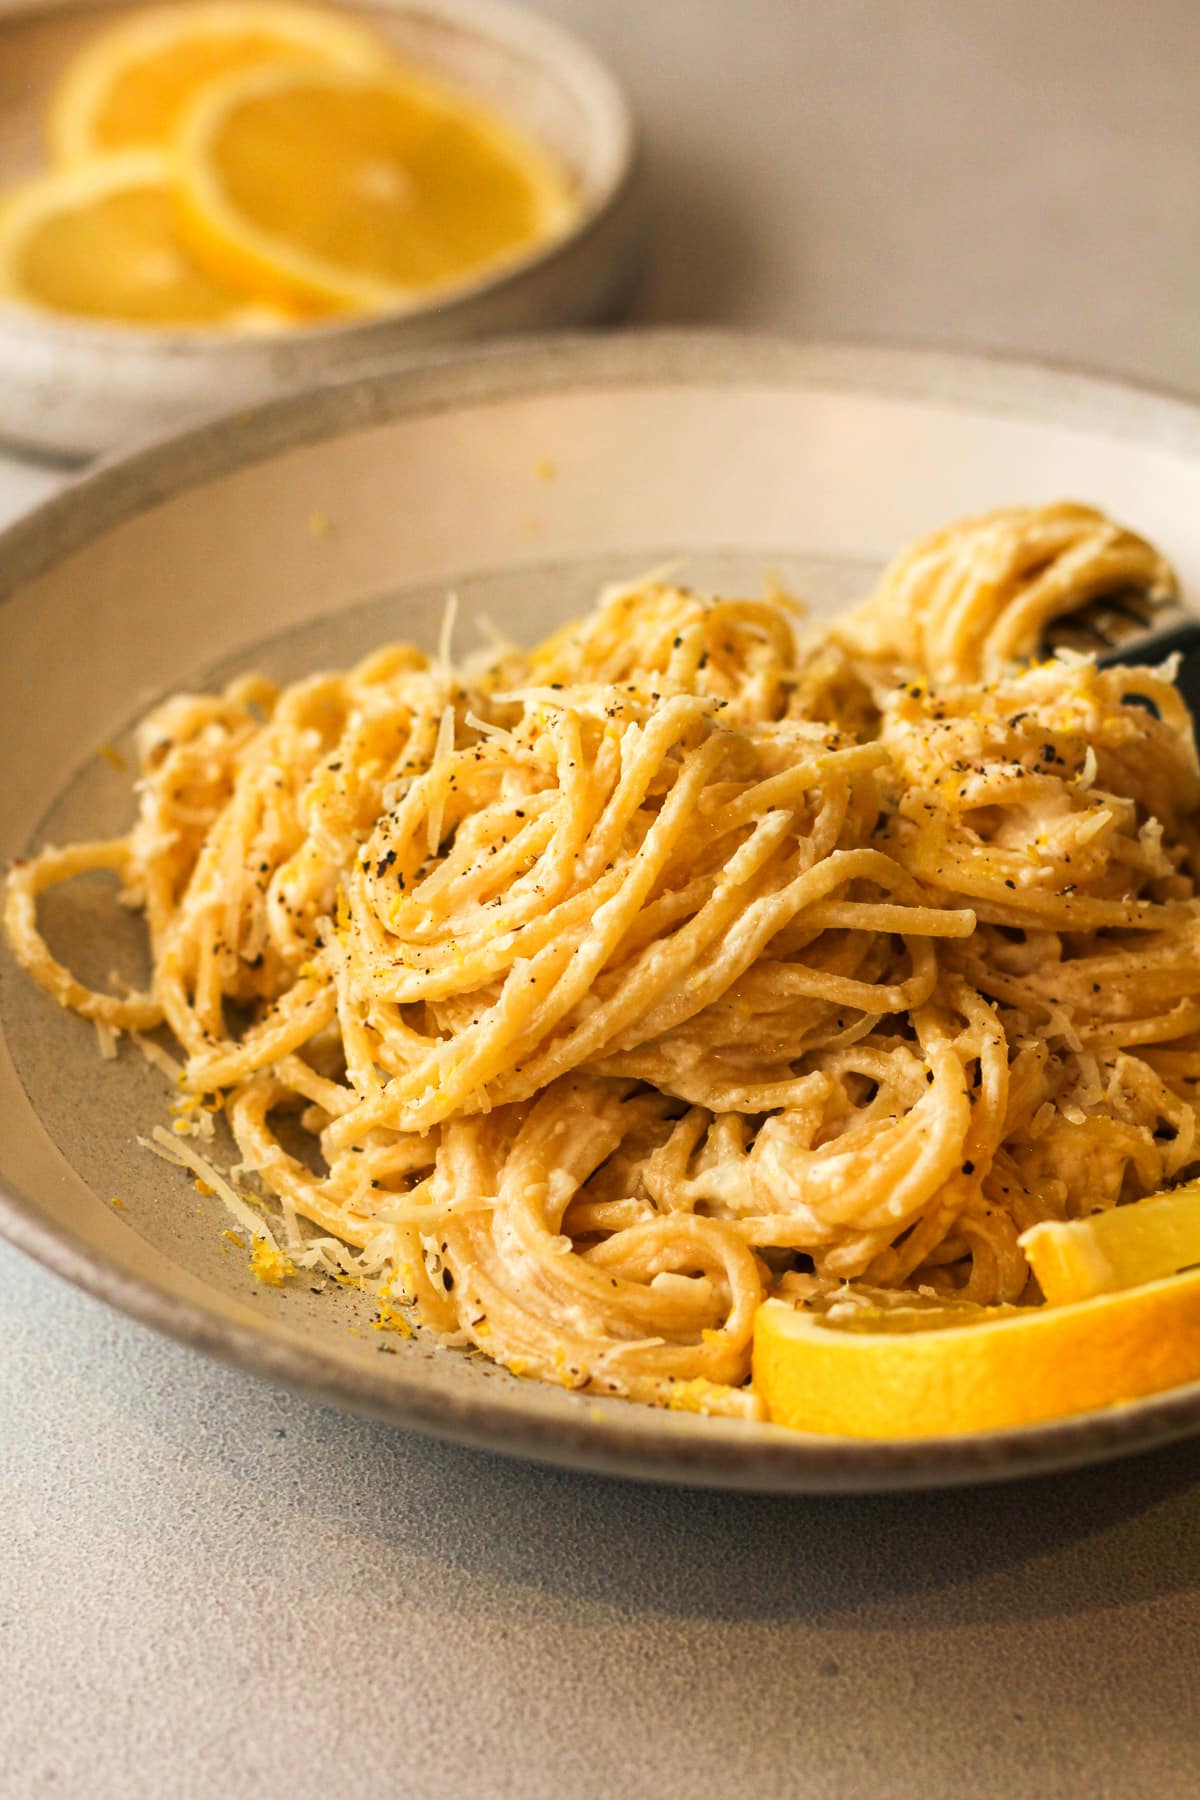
{"left": 5, "top": 502, "right": 1197, "bottom": 1417}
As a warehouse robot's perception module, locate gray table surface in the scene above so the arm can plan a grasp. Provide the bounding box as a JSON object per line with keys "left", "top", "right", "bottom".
{"left": 3, "top": 3, "right": 1200, "bottom": 1795}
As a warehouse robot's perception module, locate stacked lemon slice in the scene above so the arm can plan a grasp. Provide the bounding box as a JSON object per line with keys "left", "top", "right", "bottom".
{"left": 753, "top": 1183, "right": 1200, "bottom": 1437}
{"left": 0, "top": 2, "right": 575, "bottom": 329}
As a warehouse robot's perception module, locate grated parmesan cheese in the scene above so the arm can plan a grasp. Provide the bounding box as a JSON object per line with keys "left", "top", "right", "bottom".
{"left": 1077, "top": 744, "right": 1098, "bottom": 791}
{"left": 425, "top": 702, "right": 457, "bottom": 857}
{"left": 143, "top": 1126, "right": 271, "bottom": 1242}
{"left": 131, "top": 1032, "right": 184, "bottom": 1082}
{"left": 436, "top": 590, "right": 459, "bottom": 679}
{"left": 463, "top": 711, "right": 517, "bottom": 751}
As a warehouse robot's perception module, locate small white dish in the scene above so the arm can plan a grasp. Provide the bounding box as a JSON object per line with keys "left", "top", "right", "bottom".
{"left": 0, "top": 0, "right": 640, "bottom": 458}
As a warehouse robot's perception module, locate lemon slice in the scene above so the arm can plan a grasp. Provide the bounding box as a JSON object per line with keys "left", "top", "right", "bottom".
{"left": 1021, "top": 1181, "right": 1200, "bottom": 1305}
{"left": 0, "top": 152, "right": 289, "bottom": 329}
{"left": 47, "top": 1, "right": 392, "bottom": 165}
{"left": 175, "top": 63, "right": 577, "bottom": 313}
{"left": 752, "top": 1272, "right": 1200, "bottom": 1438}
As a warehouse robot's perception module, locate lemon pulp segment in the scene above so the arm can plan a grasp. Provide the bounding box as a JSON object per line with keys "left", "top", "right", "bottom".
{"left": 177, "top": 65, "right": 576, "bottom": 311}
{"left": 0, "top": 152, "right": 285, "bottom": 327}
{"left": 47, "top": 1, "right": 392, "bottom": 164}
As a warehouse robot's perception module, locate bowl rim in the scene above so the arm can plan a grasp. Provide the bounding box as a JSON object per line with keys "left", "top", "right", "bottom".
{"left": 0, "top": 0, "right": 639, "bottom": 349}
{"left": 6, "top": 326, "right": 1200, "bottom": 1491}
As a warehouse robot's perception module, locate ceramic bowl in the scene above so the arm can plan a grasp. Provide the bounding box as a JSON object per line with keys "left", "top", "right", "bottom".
{"left": 0, "top": 0, "right": 640, "bottom": 457}
{"left": 5, "top": 331, "right": 1200, "bottom": 1490}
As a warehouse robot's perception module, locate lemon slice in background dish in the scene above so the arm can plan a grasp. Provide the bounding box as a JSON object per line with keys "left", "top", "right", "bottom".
{"left": 0, "top": 152, "right": 291, "bottom": 328}
{"left": 46, "top": 0, "right": 393, "bottom": 165}
{"left": 753, "top": 1270, "right": 1200, "bottom": 1438}
{"left": 175, "top": 63, "right": 578, "bottom": 314}
{"left": 1021, "top": 1180, "right": 1200, "bottom": 1305}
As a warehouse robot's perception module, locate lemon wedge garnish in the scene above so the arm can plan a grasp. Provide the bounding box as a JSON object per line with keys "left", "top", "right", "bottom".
{"left": 174, "top": 63, "right": 576, "bottom": 314}
{"left": 1021, "top": 1181, "right": 1200, "bottom": 1305}
{"left": 753, "top": 1272, "right": 1200, "bottom": 1438}
{"left": 46, "top": 0, "right": 392, "bottom": 165}
{"left": 0, "top": 151, "right": 290, "bottom": 328}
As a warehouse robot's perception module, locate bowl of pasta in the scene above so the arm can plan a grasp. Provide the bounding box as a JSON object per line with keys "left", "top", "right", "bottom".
{"left": 5, "top": 331, "right": 1200, "bottom": 1489}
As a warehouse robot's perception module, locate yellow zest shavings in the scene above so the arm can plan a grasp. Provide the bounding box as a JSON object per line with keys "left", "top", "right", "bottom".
{"left": 371, "top": 1300, "right": 412, "bottom": 1337}
{"left": 168, "top": 1086, "right": 223, "bottom": 1137}
{"left": 109, "top": 1195, "right": 125, "bottom": 1210}
{"left": 97, "top": 743, "right": 126, "bottom": 770}
{"left": 249, "top": 1236, "right": 297, "bottom": 1286}
{"left": 666, "top": 1376, "right": 740, "bottom": 1416}
{"left": 370, "top": 1273, "right": 413, "bottom": 1335}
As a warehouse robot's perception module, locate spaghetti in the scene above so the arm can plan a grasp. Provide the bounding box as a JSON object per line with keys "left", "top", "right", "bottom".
{"left": 7, "top": 501, "right": 1199, "bottom": 1419}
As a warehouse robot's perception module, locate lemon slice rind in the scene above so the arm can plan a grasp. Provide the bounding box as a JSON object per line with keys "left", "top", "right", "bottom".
{"left": 0, "top": 151, "right": 291, "bottom": 331}
{"left": 753, "top": 1269, "right": 1200, "bottom": 1439}
{"left": 47, "top": 0, "right": 393, "bottom": 165}
{"left": 1020, "top": 1180, "right": 1200, "bottom": 1305}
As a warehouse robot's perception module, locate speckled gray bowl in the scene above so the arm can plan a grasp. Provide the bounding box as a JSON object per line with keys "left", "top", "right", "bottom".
{"left": 4, "top": 332, "right": 1200, "bottom": 1490}
{"left": 0, "top": 0, "right": 640, "bottom": 457}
